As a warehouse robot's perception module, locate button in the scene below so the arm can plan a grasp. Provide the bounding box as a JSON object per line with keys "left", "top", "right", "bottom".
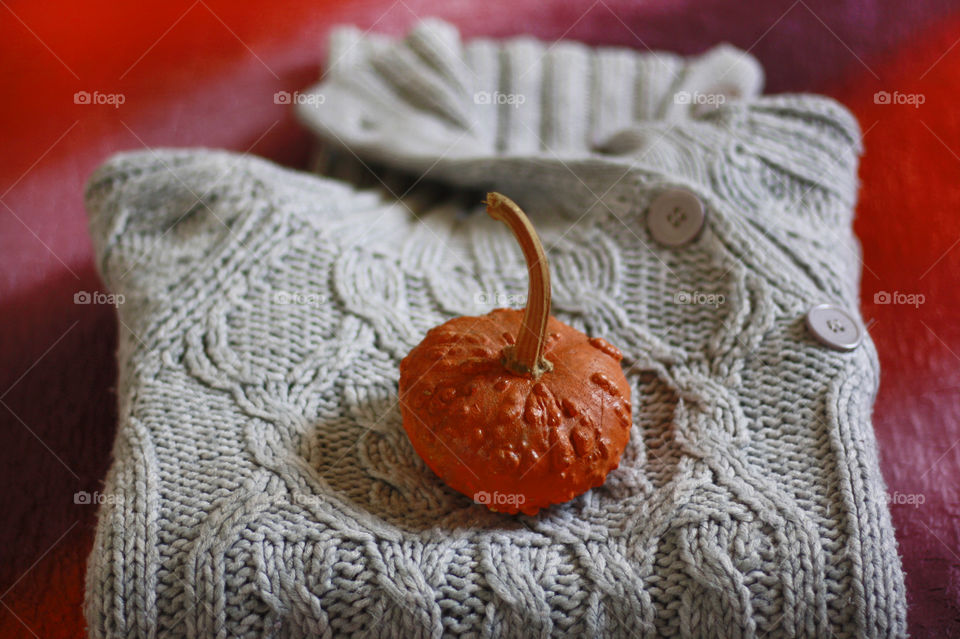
{"left": 805, "top": 304, "right": 863, "bottom": 351}
{"left": 646, "top": 189, "right": 706, "bottom": 246}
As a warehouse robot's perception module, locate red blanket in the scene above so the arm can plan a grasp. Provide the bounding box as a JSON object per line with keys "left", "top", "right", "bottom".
{"left": 1, "top": 1, "right": 958, "bottom": 636}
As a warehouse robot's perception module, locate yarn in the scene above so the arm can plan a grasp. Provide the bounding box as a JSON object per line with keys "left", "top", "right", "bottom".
{"left": 82, "top": 20, "right": 906, "bottom": 638}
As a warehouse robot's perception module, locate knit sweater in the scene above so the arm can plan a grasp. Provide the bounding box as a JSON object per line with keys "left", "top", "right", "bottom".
{"left": 83, "top": 19, "right": 907, "bottom": 638}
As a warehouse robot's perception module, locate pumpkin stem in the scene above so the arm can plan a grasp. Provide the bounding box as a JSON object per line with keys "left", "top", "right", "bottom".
{"left": 484, "top": 192, "right": 554, "bottom": 378}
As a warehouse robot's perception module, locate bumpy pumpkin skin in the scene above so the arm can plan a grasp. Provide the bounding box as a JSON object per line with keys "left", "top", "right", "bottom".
{"left": 398, "top": 308, "right": 632, "bottom": 516}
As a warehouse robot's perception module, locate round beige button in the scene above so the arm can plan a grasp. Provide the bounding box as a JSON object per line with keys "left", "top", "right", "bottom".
{"left": 805, "top": 304, "right": 863, "bottom": 351}
{"left": 646, "top": 189, "right": 706, "bottom": 246}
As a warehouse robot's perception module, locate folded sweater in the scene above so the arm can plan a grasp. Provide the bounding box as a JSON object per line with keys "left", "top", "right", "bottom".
{"left": 83, "top": 20, "right": 907, "bottom": 638}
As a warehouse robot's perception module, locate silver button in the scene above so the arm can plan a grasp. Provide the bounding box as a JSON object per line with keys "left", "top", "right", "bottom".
{"left": 805, "top": 304, "right": 863, "bottom": 351}
{"left": 647, "top": 189, "right": 706, "bottom": 246}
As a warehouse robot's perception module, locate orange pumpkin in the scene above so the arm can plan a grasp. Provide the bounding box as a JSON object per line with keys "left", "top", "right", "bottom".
{"left": 398, "top": 193, "right": 632, "bottom": 515}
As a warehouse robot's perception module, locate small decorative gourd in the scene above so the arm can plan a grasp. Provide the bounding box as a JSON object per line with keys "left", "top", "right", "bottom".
{"left": 398, "top": 193, "right": 632, "bottom": 515}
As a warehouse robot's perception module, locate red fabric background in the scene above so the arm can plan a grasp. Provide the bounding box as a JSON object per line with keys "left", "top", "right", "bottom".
{"left": 1, "top": 1, "right": 958, "bottom": 636}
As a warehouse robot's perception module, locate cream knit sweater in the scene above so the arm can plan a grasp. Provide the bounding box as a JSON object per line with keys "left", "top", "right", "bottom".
{"left": 83, "top": 19, "right": 906, "bottom": 638}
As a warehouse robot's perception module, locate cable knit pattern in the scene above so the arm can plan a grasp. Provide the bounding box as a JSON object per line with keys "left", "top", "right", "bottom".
{"left": 84, "top": 20, "right": 906, "bottom": 638}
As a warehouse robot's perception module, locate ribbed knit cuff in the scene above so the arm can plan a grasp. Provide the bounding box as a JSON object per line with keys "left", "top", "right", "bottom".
{"left": 296, "top": 19, "right": 860, "bottom": 227}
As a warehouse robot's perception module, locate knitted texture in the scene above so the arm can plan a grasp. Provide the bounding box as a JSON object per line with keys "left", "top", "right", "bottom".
{"left": 83, "top": 20, "right": 906, "bottom": 639}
